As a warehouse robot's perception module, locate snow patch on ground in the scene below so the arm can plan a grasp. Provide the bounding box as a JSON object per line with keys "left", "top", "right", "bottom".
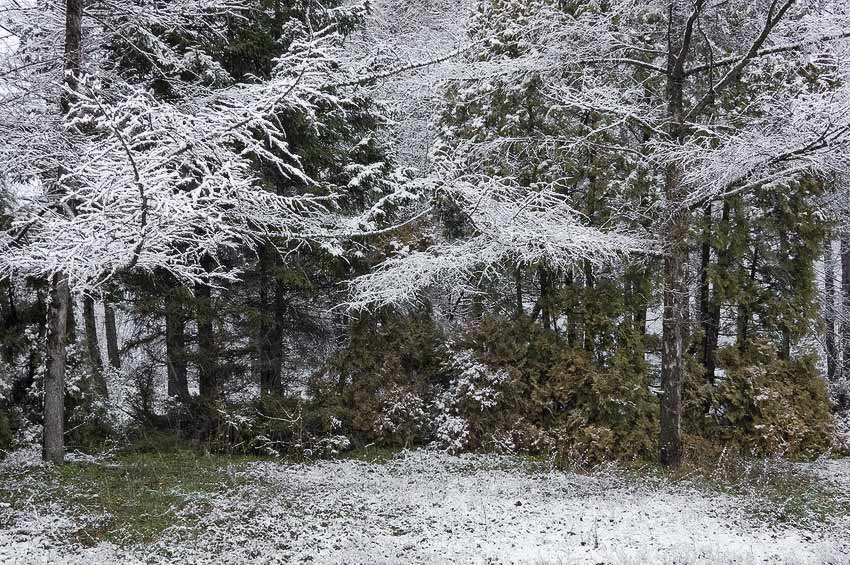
{"left": 0, "top": 448, "right": 132, "bottom": 565}
{"left": 805, "top": 455, "right": 850, "bottom": 490}
{"left": 2, "top": 450, "right": 850, "bottom": 564}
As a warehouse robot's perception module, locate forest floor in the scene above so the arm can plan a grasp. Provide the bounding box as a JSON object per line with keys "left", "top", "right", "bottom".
{"left": 0, "top": 446, "right": 849, "bottom": 564}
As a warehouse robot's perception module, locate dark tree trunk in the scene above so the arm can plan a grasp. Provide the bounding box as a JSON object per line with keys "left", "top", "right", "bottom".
{"left": 631, "top": 265, "right": 649, "bottom": 341}
{"left": 841, "top": 229, "right": 850, "bottom": 377}
{"left": 83, "top": 295, "right": 107, "bottom": 397}
{"left": 540, "top": 265, "right": 552, "bottom": 332}
{"left": 514, "top": 265, "right": 523, "bottom": 319}
{"left": 565, "top": 269, "right": 579, "bottom": 347}
{"left": 660, "top": 193, "right": 689, "bottom": 469}
{"left": 2, "top": 283, "right": 18, "bottom": 363}
{"left": 737, "top": 249, "right": 759, "bottom": 351}
{"left": 64, "top": 285, "right": 76, "bottom": 344}
{"left": 103, "top": 302, "right": 121, "bottom": 370}
{"left": 583, "top": 260, "right": 595, "bottom": 353}
{"left": 824, "top": 236, "right": 837, "bottom": 380}
{"left": 701, "top": 201, "right": 730, "bottom": 382}
{"left": 737, "top": 303, "right": 749, "bottom": 349}
{"left": 703, "top": 299, "right": 722, "bottom": 383}
{"left": 623, "top": 270, "right": 634, "bottom": 331}
{"left": 659, "top": 2, "right": 692, "bottom": 469}
{"left": 623, "top": 264, "right": 650, "bottom": 363}
{"left": 196, "top": 283, "right": 218, "bottom": 402}
{"left": 780, "top": 329, "right": 791, "bottom": 360}
{"left": 60, "top": 0, "right": 82, "bottom": 112}
{"left": 698, "top": 204, "right": 712, "bottom": 337}
{"left": 196, "top": 257, "right": 219, "bottom": 403}
{"left": 165, "top": 288, "right": 190, "bottom": 401}
{"left": 634, "top": 288, "right": 647, "bottom": 340}
{"left": 44, "top": 274, "right": 69, "bottom": 464}
{"left": 256, "top": 245, "right": 285, "bottom": 396}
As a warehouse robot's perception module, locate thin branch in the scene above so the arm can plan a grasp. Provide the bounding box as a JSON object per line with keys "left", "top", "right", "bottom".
{"left": 684, "top": 0, "right": 795, "bottom": 121}
{"left": 684, "top": 30, "right": 850, "bottom": 77}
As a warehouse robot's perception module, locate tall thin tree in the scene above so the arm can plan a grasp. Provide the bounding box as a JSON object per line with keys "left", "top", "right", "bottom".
{"left": 44, "top": 0, "right": 83, "bottom": 464}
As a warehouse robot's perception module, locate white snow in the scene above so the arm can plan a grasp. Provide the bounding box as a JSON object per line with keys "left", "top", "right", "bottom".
{"left": 2, "top": 450, "right": 849, "bottom": 564}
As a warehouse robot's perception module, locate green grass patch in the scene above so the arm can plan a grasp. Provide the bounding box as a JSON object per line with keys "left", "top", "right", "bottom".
{"left": 3, "top": 444, "right": 847, "bottom": 549}
{"left": 0, "top": 449, "right": 268, "bottom": 546}
{"left": 339, "top": 445, "right": 403, "bottom": 464}
{"left": 61, "top": 450, "right": 269, "bottom": 545}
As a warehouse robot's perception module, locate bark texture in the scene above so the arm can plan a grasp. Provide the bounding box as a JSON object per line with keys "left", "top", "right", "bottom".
{"left": 824, "top": 237, "right": 836, "bottom": 380}
{"left": 43, "top": 274, "right": 69, "bottom": 464}
{"left": 83, "top": 295, "right": 108, "bottom": 397}
{"left": 842, "top": 229, "right": 850, "bottom": 376}
{"left": 256, "top": 244, "right": 285, "bottom": 395}
{"left": 43, "top": 0, "right": 83, "bottom": 464}
{"left": 659, "top": 0, "right": 694, "bottom": 469}
{"left": 196, "top": 257, "right": 219, "bottom": 403}
{"left": 165, "top": 289, "right": 190, "bottom": 401}
{"left": 104, "top": 302, "right": 121, "bottom": 370}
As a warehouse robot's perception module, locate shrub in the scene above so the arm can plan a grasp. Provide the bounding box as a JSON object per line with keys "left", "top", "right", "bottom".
{"left": 308, "top": 312, "right": 446, "bottom": 446}
{"left": 697, "top": 342, "right": 834, "bottom": 459}
{"left": 430, "top": 348, "right": 511, "bottom": 452}
{"left": 548, "top": 349, "right": 658, "bottom": 464}
{"left": 452, "top": 317, "right": 658, "bottom": 463}
{"left": 373, "top": 385, "right": 428, "bottom": 447}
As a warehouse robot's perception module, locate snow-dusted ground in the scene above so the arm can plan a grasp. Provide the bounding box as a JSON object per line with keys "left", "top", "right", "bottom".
{"left": 1, "top": 449, "right": 849, "bottom": 564}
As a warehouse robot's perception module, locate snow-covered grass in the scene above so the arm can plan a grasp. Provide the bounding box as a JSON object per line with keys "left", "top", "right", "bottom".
{"left": 1, "top": 447, "right": 849, "bottom": 564}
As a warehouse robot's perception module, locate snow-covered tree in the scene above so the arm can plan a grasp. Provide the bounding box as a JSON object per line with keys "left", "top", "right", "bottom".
{"left": 0, "top": 0, "right": 432, "bottom": 461}
{"left": 350, "top": 0, "right": 850, "bottom": 468}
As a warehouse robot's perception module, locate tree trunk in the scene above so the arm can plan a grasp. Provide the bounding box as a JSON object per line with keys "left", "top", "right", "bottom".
{"left": 64, "top": 285, "right": 76, "bottom": 344}
{"left": 539, "top": 265, "right": 552, "bottom": 332}
{"left": 103, "top": 302, "right": 121, "bottom": 370}
{"left": 841, "top": 229, "right": 850, "bottom": 377}
{"left": 737, "top": 248, "right": 759, "bottom": 351}
{"left": 60, "top": 0, "right": 82, "bottom": 111}
{"left": 701, "top": 200, "right": 730, "bottom": 382}
{"left": 780, "top": 329, "right": 791, "bottom": 360}
{"left": 659, "top": 3, "right": 690, "bottom": 469}
{"left": 565, "top": 269, "right": 579, "bottom": 347}
{"left": 583, "top": 260, "right": 595, "bottom": 353}
{"left": 697, "top": 204, "right": 712, "bottom": 340}
{"left": 83, "top": 295, "right": 107, "bottom": 397}
{"left": 634, "top": 286, "right": 648, "bottom": 341}
{"left": 623, "top": 264, "right": 650, "bottom": 363}
{"left": 44, "top": 274, "right": 69, "bottom": 464}
{"left": 256, "top": 245, "right": 285, "bottom": 396}
{"left": 514, "top": 265, "right": 524, "bottom": 319}
{"left": 43, "top": 0, "right": 83, "bottom": 464}
{"left": 165, "top": 288, "right": 190, "bottom": 401}
{"left": 2, "top": 283, "right": 18, "bottom": 363}
{"left": 660, "top": 194, "right": 689, "bottom": 469}
{"left": 824, "top": 236, "right": 836, "bottom": 380}
{"left": 703, "top": 299, "right": 722, "bottom": 383}
{"left": 196, "top": 258, "right": 219, "bottom": 403}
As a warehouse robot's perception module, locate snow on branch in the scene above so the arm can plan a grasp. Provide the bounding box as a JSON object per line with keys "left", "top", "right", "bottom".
{"left": 0, "top": 1, "right": 434, "bottom": 289}
{"left": 346, "top": 176, "right": 649, "bottom": 311}
{"left": 670, "top": 85, "right": 850, "bottom": 208}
